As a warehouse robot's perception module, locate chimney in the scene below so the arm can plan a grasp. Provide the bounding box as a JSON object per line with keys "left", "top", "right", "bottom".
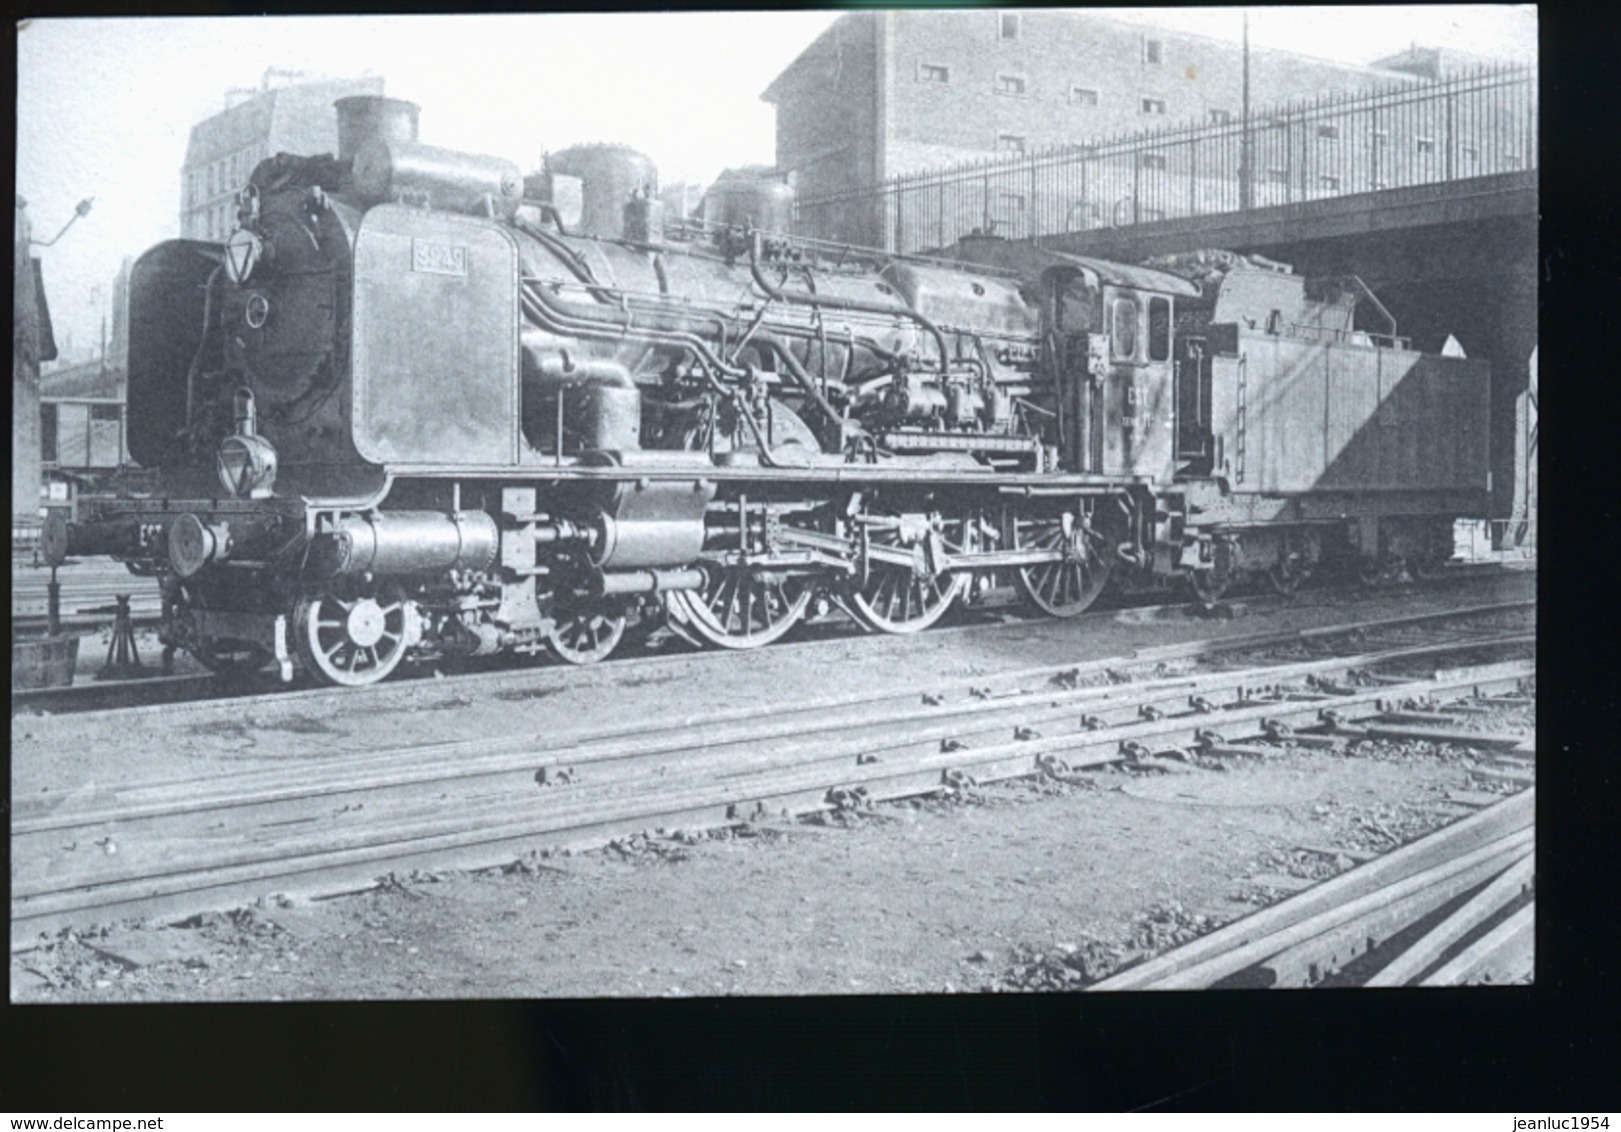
{"left": 334, "top": 96, "right": 421, "bottom": 163}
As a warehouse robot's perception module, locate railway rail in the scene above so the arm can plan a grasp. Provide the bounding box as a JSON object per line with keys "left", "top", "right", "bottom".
{"left": 1090, "top": 787, "right": 1534, "bottom": 989}
{"left": 12, "top": 608, "right": 1533, "bottom": 950}
{"left": 11, "top": 574, "right": 1533, "bottom": 716}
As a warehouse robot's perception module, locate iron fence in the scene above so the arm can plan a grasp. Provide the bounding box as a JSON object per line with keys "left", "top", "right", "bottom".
{"left": 795, "top": 63, "right": 1536, "bottom": 254}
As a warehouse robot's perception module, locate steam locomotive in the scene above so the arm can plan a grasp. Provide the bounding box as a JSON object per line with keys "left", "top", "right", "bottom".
{"left": 48, "top": 96, "right": 1492, "bottom": 686}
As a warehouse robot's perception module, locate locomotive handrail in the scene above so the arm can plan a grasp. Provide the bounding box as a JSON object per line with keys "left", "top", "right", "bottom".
{"left": 1341, "top": 274, "right": 1398, "bottom": 342}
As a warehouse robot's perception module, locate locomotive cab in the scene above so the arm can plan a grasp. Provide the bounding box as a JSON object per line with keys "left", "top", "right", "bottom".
{"left": 1036, "top": 260, "right": 1189, "bottom": 483}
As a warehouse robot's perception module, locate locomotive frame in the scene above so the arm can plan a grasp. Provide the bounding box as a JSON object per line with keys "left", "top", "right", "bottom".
{"left": 51, "top": 95, "right": 1493, "bottom": 687}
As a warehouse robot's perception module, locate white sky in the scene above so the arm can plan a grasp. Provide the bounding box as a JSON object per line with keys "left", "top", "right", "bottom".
{"left": 18, "top": 7, "right": 1536, "bottom": 357}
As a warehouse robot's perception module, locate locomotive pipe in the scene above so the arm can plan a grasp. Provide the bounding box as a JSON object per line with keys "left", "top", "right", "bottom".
{"left": 521, "top": 283, "right": 741, "bottom": 380}
{"left": 749, "top": 232, "right": 952, "bottom": 375}
{"left": 752, "top": 333, "right": 845, "bottom": 435}
{"left": 597, "top": 567, "right": 705, "bottom": 596}
{"left": 531, "top": 352, "right": 635, "bottom": 389}
{"left": 311, "top": 510, "right": 500, "bottom": 577}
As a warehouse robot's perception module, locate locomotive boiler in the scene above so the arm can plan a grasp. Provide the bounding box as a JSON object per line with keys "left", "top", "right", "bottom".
{"left": 50, "top": 96, "right": 1493, "bottom": 686}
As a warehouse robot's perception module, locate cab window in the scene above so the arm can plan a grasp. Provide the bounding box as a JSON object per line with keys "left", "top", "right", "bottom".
{"left": 1110, "top": 296, "right": 1139, "bottom": 359}
{"left": 1148, "top": 296, "right": 1171, "bottom": 361}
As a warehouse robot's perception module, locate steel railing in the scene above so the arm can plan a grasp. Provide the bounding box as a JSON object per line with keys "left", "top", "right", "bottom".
{"left": 794, "top": 63, "right": 1536, "bottom": 254}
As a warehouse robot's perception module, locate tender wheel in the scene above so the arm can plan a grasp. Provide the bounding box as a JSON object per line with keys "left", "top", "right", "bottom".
{"left": 294, "top": 578, "right": 411, "bottom": 687}
{"left": 665, "top": 564, "right": 811, "bottom": 650}
{"left": 1187, "top": 569, "right": 1232, "bottom": 607}
{"left": 1358, "top": 555, "right": 1398, "bottom": 586}
{"left": 1266, "top": 564, "right": 1302, "bottom": 596}
{"left": 1267, "top": 532, "right": 1319, "bottom": 596}
{"left": 545, "top": 601, "right": 627, "bottom": 665}
{"left": 844, "top": 515, "right": 965, "bottom": 635}
{"left": 1266, "top": 556, "right": 1318, "bottom": 596}
{"left": 1407, "top": 526, "right": 1455, "bottom": 582}
{"left": 1012, "top": 503, "right": 1113, "bottom": 618}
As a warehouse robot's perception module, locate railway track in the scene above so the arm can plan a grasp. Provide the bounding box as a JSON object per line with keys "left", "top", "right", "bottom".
{"left": 11, "top": 573, "right": 1533, "bottom": 716}
{"left": 11, "top": 557, "right": 1524, "bottom": 630}
{"left": 11, "top": 609, "right": 1533, "bottom": 950}
{"left": 1089, "top": 786, "right": 1534, "bottom": 989}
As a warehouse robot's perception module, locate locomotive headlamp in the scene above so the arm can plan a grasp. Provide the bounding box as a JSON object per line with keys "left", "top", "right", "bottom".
{"left": 224, "top": 227, "right": 262, "bottom": 285}
{"left": 216, "top": 389, "right": 278, "bottom": 500}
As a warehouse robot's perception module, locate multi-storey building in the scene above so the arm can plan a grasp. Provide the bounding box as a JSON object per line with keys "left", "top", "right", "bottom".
{"left": 764, "top": 11, "right": 1523, "bottom": 249}
{"left": 764, "top": 11, "right": 1413, "bottom": 200}
{"left": 181, "top": 68, "right": 384, "bottom": 241}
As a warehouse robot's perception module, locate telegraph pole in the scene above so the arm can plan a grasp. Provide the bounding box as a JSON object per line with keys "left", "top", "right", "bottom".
{"left": 1240, "top": 10, "right": 1253, "bottom": 212}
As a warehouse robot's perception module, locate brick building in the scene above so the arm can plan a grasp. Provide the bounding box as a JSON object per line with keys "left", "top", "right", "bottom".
{"left": 181, "top": 68, "right": 384, "bottom": 241}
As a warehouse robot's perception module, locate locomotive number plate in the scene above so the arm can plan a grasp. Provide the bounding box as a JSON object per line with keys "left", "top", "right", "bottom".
{"left": 411, "top": 239, "right": 468, "bottom": 277}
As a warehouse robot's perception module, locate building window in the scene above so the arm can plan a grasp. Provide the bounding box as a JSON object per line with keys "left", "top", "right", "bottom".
{"left": 1144, "top": 38, "right": 1163, "bottom": 64}
{"left": 1140, "top": 97, "right": 1166, "bottom": 115}
{"left": 999, "top": 12, "right": 1020, "bottom": 40}
{"left": 1319, "top": 174, "right": 1341, "bottom": 191}
{"left": 1069, "top": 85, "right": 1099, "bottom": 107}
{"left": 1139, "top": 153, "right": 1168, "bottom": 171}
{"left": 918, "top": 62, "right": 950, "bottom": 84}
{"left": 1316, "top": 123, "right": 1340, "bottom": 140}
{"left": 1209, "top": 109, "right": 1232, "bottom": 125}
{"left": 995, "top": 74, "right": 1027, "bottom": 97}
{"left": 996, "top": 134, "right": 1026, "bottom": 155}
{"left": 1417, "top": 137, "right": 1436, "bottom": 154}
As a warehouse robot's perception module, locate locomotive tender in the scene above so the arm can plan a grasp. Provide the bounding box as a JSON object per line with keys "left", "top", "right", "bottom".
{"left": 50, "top": 96, "right": 1492, "bottom": 686}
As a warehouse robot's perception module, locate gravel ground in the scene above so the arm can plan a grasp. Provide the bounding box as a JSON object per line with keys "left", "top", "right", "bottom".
{"left": 11, "top": 700, "right": 1533, "bottom": 1002}
{"left": 11, "top": 569, "right": 1534, "bottom": 1002}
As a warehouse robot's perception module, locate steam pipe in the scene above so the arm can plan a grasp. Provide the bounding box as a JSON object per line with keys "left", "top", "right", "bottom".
{"left": 748, "top": 232, "right": 952, "bottom": 375}
{"left": 752, "top": 332, "right": 845, "bottom": 437}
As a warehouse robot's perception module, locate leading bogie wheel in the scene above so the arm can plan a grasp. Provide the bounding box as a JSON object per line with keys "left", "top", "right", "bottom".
{"left": 168, "top": 579, "right": 270, "bottom": 676}
{"left": 194, "top": 640, "right": 271, "bottom": 675}
{"left": 294, "top": 578, "right": 412, "bottom": 687}
{"left": 545, "top": 601, "right": 627, "bottom": 665}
